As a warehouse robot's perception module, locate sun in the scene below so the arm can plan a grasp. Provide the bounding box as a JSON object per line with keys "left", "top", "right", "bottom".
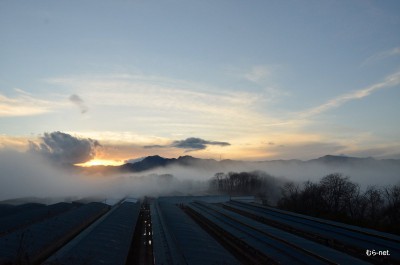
{"left": 76, "top": 159, "right": 124, "bottom": 167}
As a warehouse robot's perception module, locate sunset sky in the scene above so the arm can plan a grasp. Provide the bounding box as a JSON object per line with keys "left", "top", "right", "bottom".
{"left": 1, "top": 1, "right": 400, "bottom": 165}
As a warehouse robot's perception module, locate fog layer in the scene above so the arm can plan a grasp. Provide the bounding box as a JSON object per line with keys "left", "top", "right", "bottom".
{"left": 1, "top": 149, "right": 399, "bottom": 202}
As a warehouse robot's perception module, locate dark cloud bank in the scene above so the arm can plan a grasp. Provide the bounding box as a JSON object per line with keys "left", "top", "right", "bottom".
{"left": 145, "top": 137, "right": 230, "bottom": 152}
{"left": 29, "top": 131, "right": 100, "bottom": 165}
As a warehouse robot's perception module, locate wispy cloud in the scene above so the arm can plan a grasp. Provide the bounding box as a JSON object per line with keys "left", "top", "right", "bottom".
{"left": 44, "top": 74, "right": 279, "bottom": 136}
{"left": 46, "top": 74, "right": 259, "bottom": 112}
{"left": 300, "top": 70, "right": 400, "bottom": 118}
{"left": 244, "top": 65, "right": 271, "bottom": 83}
{"left": 0, "top": 91, "right": 60, "bottom": 117}
{"left": 0, "top": 134, "right": 33, "bottom": 150}
{"left": 363, "top": 46, "right": 400, "bottom": 65}
{"left": 267, "top": 141, "right": 346, "bottom": 160}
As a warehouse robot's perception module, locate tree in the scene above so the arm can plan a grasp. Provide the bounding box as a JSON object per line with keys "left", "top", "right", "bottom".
{"left": 278, "top": 181, "right": 300, "bottom": 211}
{"left": 319, "top": 173, "right": 357, "bottom": 217}
{"left": 384, "top": 185, "right": 400, "bottom": 233}
{"left": 363, "top": 186, "right": 384, "bottom": 226}
{"left": 300, "top": 181, "right": 326, "bottom": 216}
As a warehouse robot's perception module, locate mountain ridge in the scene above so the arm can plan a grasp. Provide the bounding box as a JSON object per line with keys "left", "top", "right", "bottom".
{"left": 80, "top": 154, "right": 400, "bottom": 175}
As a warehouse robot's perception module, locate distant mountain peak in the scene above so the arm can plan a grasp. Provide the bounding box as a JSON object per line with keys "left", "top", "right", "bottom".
{"left": 84, "top": 154, "right": 400, "bottom": 175}
{"left": 306, "top": 155, "right": 379, "bottom": 168}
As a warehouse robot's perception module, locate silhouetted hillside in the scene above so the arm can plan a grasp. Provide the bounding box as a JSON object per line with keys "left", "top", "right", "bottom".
{"left": 79, "top": 155, "right": 400, "bottom": 186}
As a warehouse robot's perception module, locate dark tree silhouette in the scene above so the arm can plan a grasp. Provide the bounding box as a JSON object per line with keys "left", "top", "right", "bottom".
{"left": 277, "top": 173, "right": 400, "bottom": 235}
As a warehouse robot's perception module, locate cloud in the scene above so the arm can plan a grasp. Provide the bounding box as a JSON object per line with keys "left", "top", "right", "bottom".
{"left": 69, "top": 94, "right": 88, "bottom": 113}
{"left": 267, "top": 141, "right": 346, "bottom": 160}
{"left": 0, "top": 135, "right": 32, "bottom": 150}
{"left": 0, "top": 91, "right": 56, "bottom": 117}
{"left": 44, "top": 74, "right": 274, "bottom": 137}
{"left": 45, "top": 74, "right": 260, "bottom": 113}
{"left": 29, "top": 131, "right": 101, "bottom": 164}
{"left": 144, "top": 137, "right": 230, "bottom": 152}
{"left": 0, "top": 149, "right": 91, "bottom": 201}
{"left": 300, "top": 70, "right": 400, "bottom": 117}
{"left": 363, "top": 46, "right": 400, "bottom": 65}
{"left": 172, "top": 137, "right": 230, "bottom": 150}
{"left": 124, "top": 157, "right": 146, "bottom": 164}
{"left": 244, "top": 65, "right": 270, "bottom": 83}
{"left": 144, "top": 145, "right": 166, "bottom": 149}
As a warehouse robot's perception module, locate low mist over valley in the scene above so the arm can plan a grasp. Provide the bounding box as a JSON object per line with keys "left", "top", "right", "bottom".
{"left": 1, "top": 142, "right": 399, "bottom": 202}
{"left": 1, "top": 3, "right": 400, "bottom": 263}
{"left": 2, "top": 142, "right": 400, "bottom": 234}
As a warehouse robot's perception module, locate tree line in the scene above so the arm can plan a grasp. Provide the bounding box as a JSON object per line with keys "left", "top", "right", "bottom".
{"left": 278, "top": 173, "right": 400, "bottom": 235}
{"left": 209, "top": 171, "right": 283, "bottom": 205}
{"left": 209, "top": 171, "right": 400, "bottom": 235}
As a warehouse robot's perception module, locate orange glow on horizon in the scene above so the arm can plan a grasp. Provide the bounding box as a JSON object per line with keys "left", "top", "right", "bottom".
{"left": 76, "top": 159, "right": 125, "bottom": 167}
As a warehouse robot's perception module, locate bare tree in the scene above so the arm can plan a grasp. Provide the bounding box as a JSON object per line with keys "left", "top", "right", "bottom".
{"left": 384, "top": 185, "right": 400, "bottom": 233}
{"left": 319, "top": 173, "right": 357, "bottom": 217}
{"left": 363, "top": 186, "right": 384, "bottom": 226}
{"left": 300, "top": 181, "right": 326, "bottom": 216}
{"left": 278, "top": 181, "right": 301, "bottom": 211}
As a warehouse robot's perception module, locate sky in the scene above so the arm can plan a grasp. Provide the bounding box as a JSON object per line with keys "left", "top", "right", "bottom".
{"left": 1, "top": 0, "right": 400, "bottom": 165}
